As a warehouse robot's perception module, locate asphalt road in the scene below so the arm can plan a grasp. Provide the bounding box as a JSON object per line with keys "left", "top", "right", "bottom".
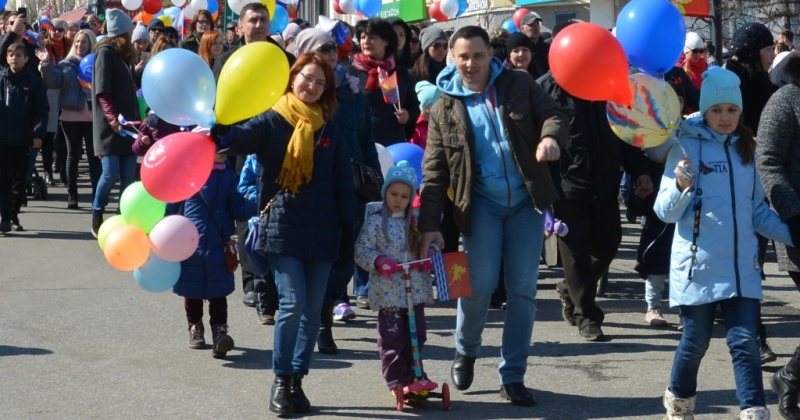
{"left": 2, "top": 171, "right": 799, "bottom": 419}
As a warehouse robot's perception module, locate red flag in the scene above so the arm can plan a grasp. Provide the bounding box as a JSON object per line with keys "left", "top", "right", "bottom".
{"left": 671, "top": 0, "right": 710, "bottom": 17}
{"left": 433, "top": 251, "right": 472, "bottom": 300}
{"left": 378, "top": 68, "right": 400, "bottom": 107}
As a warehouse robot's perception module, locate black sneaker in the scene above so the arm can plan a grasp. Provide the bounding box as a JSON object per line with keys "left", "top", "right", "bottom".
{"left": 557, "top": 289, "right": 576, "bottom": 327}
{"left": 91, "top": 213, "right": 103, "bottom": 238}
{"left": 579, "top": 324, "right": 605, "bottom": 341}
{"left": 0, "top": 220, "right": 11, "bottom": 233}
{"left": 10, "top": 220, "right": 24, "bottom": 232}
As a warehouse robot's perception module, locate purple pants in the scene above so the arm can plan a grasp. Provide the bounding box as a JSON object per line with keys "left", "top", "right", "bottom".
{"left": 184, "top": 297, "right": 227, "bottom": 325}
{"left": 377, "top": 304, "right": 427, "bottom": 390}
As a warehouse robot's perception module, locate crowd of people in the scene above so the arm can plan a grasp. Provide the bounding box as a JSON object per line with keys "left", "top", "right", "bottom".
{"left": 3, "top": 5, "right": 800, "bottom": 419}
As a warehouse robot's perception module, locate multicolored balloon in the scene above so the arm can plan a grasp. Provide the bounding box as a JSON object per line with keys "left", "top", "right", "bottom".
{"left": 606, "top": 73, "right": 682, "bottom": 148}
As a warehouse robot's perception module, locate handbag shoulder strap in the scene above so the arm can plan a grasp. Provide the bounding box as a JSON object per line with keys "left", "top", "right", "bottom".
{"left": 194, "top": 192, "right": 227, "bottom": 244}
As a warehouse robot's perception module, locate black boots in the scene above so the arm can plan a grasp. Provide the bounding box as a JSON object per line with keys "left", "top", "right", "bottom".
{"left": 210, "top": 324, "right": 234, "bottom": 359}
{"left": 188, "top": 322, "right": 205, "bottom": 349}
{"left": 317, "top": 306, "right": 338, "bottom": 355}
{"left": 270, "top": 375, "right": 293, "bottom": 416}
{"left": 451, "top": 351, "right": 477, "bottom": 390}
{"left": 91, "top": 213, "right": 103, "bottom": 238}
{"left": 290, "top": 374, "right": 311, "bottom": 413}
{"left": 771, "top": 350, "right": 800, "bottom": 420}
{"left": 759, "top": 323, "right": 777, "bottom": 365}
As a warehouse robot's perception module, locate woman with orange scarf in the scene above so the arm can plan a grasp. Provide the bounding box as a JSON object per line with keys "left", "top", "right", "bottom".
{"left": 211, "top": 52, "right": 358, "bottom": 416}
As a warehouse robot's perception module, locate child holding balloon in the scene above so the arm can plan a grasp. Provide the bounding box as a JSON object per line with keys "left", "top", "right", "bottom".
{"left": 168, "top": 153, "right": 256, "bottom": 359}
{"left": 654, "top": 67, "right": 795, "bottom": 419}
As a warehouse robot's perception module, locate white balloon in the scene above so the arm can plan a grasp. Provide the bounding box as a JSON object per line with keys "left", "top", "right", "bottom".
{"left": 339, "top": 0, "right": 358, "bottom": 15}
{"left": 121, "top": 0, "right": 143, "bottom": 11}
{"left": 375, "top": 144, "right": 394, "bottom": 178}
{"left": 183, "top": 1, "right": 194, "bottom": 17}
{"left": 171, "top": 0, "right": 186, "bottom": 7}
{"left": 228, "top": 0, "right": 251, "bottom": 15}
{"left": 440, "top": 0, "right": 459, "bottom": 19}
{"left": 191, "top": 0, "right": 208, "bottom": 12}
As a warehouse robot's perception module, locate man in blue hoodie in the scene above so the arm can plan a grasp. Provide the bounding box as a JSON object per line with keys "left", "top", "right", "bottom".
{"left": 418, "top": 26, "right": 568, "bottom": 407}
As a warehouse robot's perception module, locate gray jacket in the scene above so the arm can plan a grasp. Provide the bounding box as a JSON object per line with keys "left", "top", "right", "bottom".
{"left": 756, "top": 82, "right": 800, "bottom": 271}
{"left": 40, "top": 56, "right": 86, "bottom": 112}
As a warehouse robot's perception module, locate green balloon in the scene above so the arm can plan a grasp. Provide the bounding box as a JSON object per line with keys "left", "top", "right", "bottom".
{"left": 120, "top": 181, "right": 166, "bottom": 234}
{"left": 137, "top": 96, "right": 148, "bottom": 124}
{"left": 97, "top": 215, "right": 128, "bottom": 251}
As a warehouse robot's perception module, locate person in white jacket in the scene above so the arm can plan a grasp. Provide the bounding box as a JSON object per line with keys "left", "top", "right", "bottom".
{"left": 654, "top": 67, "right": 794, "bottom": 420}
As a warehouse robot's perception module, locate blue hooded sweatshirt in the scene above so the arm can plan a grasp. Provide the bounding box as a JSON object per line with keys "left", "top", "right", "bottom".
{"left": 436, "top": 57, "right": 529, "bottom": 207}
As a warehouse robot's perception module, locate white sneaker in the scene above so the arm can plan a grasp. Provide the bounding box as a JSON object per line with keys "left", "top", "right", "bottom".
{"left": 646, "top": 308, "right": 669, "bottom": 327}
{"left": 740, "top": 406, "right": 770, "bottom": 420}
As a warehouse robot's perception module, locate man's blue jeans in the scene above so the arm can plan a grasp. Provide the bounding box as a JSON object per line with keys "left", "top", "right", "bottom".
{"left": 268, "top": 254, "right": 332, "bottom": 376}
{"left": 92, "top": 154, "right": 137, "bottom": 213}
{"left": 670, "top": 297, "right": 764, "bottom": 409}
{"left": 458, "top": 195, "right": 545, "bottom": 385}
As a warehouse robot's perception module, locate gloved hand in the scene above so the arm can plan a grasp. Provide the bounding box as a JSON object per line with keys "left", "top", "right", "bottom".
{"left": 209, "top": 123, "right": 234, "bottom": 148}
{"left": 787, "top": 215, "right": 800, "bottom": 248}
{"left": 375, "top": 255, "right": 398, "bottom": 276}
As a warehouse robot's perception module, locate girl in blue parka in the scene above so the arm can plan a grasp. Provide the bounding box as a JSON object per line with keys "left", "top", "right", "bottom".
{"left": 654, "top": 67, "right": 794, "bottom": 419}
{"left": 169, "top": 153, "right": 256, "bottom": 359}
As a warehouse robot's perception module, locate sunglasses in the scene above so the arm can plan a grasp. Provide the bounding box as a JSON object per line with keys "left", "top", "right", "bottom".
{"left": 317, "top": 43, "right": 338, "bottom": 54}
{"left": 150, "top": 28, "right": 164, "bottom": 33}
{"left": 55, "top": 28, "right": 65, "bottom": 32}
{"left": 691, "top": 48, "right": 706, "bottom": 54}
{"left": 431, "top": 42, "right": 448, "bottom": 50}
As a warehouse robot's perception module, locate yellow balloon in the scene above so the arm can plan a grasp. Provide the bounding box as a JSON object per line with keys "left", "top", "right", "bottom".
{"left": 261, "top": 0, "right": 276, "bottom": 20}
{"left": 157, "top": 14, "right": 172, "bottom": 27}
{"left": 215, "top": 42, "right": 289, "bottom": 125}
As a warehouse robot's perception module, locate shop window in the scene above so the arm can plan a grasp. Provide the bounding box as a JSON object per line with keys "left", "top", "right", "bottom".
{"left": 554, "top": 12, "right": 578, "bottom": 26}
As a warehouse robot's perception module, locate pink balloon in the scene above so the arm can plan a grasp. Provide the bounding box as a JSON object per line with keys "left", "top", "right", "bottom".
{"left": 148, "top": 215, "right": 200, "bottom": 262}
{"left": 140, "top": 133, "right": 215, "bottom": 203}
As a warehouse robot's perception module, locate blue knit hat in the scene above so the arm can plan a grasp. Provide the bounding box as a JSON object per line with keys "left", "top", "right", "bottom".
{"left": 699, "top": 67, "right": 742, "bottom": 116}
{"left": 416, "top": 81, "right": 442, "bottom": 110}
{"left": 106, "top": 8, "right": 133, "bottom": 37}
{"left": 382, "top": 160, "right": 418, "bottom": 197}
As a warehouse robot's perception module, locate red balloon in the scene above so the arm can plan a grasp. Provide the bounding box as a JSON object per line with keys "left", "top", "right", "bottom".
{"left": 428, "top": 2, "right": 448, "bottom": 22}
{"left": 512, "top": 8, "right": 530, "bottom": 29}
{"left": 142, "top": 0, "right": 162, "bottom": 15}
{"left": 333, "top": 0, "right": 345, "bottom": 15}
{"left": 140, "top": 133, "right": 216, "bottom": 203}
{"left": 549, "top": 22, "right": 632, "bottom": 106}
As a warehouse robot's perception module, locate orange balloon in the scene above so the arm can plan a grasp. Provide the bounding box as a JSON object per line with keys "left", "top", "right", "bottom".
{"left": 141, "top": 12, "right": 154, "bottom": 25}
{"left": 549, "top": 23, "right": 632, "bottom": 106}
{"left": 103, "top": 225, "right": 151, "bottom": 271}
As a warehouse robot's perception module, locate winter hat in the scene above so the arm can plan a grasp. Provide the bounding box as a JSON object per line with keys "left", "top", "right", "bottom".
{"left": 382, "top": 161, "right": 418, "bottom": 197}
{"left": 416, "top": 81, "right": 442, "bottom": 110}
{"left": 519, "top": 11, "right": 542, "bottom": 27}
{"left": 147, "top": 19, "right": 165, "bottom": 32}
{"left": 290, "top": 28, "right": 334, "bottom": 57}
{"left": 52, "top": 18, "right": 68, "bottom": 31}
{"left": 699, "top": 67, "right": 742, "bottom": 115}
{"left": 506, "top": 32, "right": 534, "bottom": 52}
{"left": 131, "top": 21, "right": 149, "bottom": 43}
{"left": 106, "top": 8, "right": 134, "bottom": 37}
{"left": 730, "top": 22, "right": 774, "bottom": 65}
{"left": 282, "top": 22, "right": 303, "bottom": 43}
{"left": 67, "top": 21, "right": 80, "bottom": 30}
{"left": 420, "top": 26, "right": 447, "bottom": 52}
{"left": 684, "top": 32, "right": 704, "bottom": 53}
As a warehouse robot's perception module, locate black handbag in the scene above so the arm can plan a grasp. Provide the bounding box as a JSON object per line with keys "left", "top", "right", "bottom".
{"left": 352, "top": 160, "right": 383, "bottom": 202}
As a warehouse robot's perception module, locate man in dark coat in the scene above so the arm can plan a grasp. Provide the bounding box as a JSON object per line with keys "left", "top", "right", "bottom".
{"left": 519, "top": 12, "right": 550, "bottom": 74}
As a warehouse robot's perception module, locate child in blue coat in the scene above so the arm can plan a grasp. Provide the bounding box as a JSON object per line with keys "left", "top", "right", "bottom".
{"left": 169, "top": 153, "right": 256, "bottom": 358}
{"left": 654, "top": 67, "right": 794, "bottom": 419}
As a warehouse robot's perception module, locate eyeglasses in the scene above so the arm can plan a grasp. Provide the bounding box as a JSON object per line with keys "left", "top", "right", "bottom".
{"left": 431, "top": 42, "right": 448, "bottom": 50}
{"left": 150, "top": 28, "right": 163, "bottom": 33}
{"left": 317, "top": 43, "right": 338, "bottom": 54}
{"left": 691, "top": 48, "right": 706, "bottom": 54}
{"left": 197, "top": 20, "right": 210, "bottom": 25}
{"left": 299, "top": 72, "right": 327, "bottom": 90}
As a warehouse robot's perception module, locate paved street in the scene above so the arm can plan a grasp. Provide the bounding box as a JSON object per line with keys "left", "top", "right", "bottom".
{"left": 2, "top": 174, "right": 799, "bottom": 419}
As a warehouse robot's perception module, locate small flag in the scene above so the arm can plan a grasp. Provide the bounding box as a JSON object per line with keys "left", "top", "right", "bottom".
{"left": 377, "top": 68, "right": 400, "bottom": 109}
{"left": 432, "top": 250, "right": 472, "bottom": 301}
{"left": 40, "top": 17, "right": 55, "bottom": 32}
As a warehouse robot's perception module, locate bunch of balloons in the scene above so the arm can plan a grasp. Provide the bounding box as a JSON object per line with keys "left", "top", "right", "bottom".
{"left": 334, "top": 0, "right": 382, "bottom": 18}
{"left": 546, "top": 0, "right": 686, "bottom": 148}
{"left": 428, "top": 0, "right": 467, "bottom": 21}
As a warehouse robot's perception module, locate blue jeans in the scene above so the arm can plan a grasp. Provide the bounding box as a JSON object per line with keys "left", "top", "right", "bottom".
{"left": 458, "top": 196, "right": 545, "bottom": 384}
{"left": 670, "top": 297, "right": 764, "bottom": 409}
{"left": 268, "top": 254, "right": 333, "bottom": 376}
{"left": 92, "top": 154, "right": 137, "bottom": 213}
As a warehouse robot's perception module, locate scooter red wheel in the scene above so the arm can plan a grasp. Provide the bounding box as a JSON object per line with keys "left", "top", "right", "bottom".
{"left": 395, "top": 384, "right": 405, "bottom": 411}
{"left": 441, "top": 383, "right": 451, "bottom": 410}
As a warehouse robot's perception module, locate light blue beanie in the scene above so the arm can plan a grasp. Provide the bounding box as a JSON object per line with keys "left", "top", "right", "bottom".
{"left": 699, "top": 67, "right": 743, "bottom": 116}
{"left": 382, "top": 160, "right": 418, "bottom": 197}
{"left": 106, "top": 8, "right": 133, "bottom": 37}
{"left": 416, "top": 81, "right": 442, "bottom": 111}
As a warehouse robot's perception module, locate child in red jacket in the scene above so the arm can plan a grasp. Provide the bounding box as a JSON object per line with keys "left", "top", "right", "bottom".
{"left": 410, "top": 81, "right": 442, "bottom": 149}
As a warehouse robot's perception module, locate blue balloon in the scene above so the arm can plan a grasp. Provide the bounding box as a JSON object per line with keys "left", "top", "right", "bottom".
{"left": 0, "top": 0, "right": 7, "bottom": 10}
{"left": 501, "top": 20, "right": 519, "bottom": 34}
{"left": 386, "top": 143, "right": 424, "bottom": 188}
{"left": 270, "top": 6, "right": 289, "bottom": 34}
{"left": 79, "top": 53, "right": 94, "bottom": 83}
{"left": 134, "top": 254, "right": 181, "bottom": 293}
{"left": 456, "top": 0, "right": 469, "bottom": 17}
{"left": 356, "top": 0, "right": 382, "bottom": 18}
{"left": 206, "top": 0, "right": 219, "bottom": 15}
{"left": 615, "top": 0, "right": 685, "bottom": 76}
{"left": 141, "top": 48, "right": 217, "bottom": 127}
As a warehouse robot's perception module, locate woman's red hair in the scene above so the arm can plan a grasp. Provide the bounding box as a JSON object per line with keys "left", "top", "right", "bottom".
{"left": 198, "top": 30, "right": 221, "bottom": 66}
